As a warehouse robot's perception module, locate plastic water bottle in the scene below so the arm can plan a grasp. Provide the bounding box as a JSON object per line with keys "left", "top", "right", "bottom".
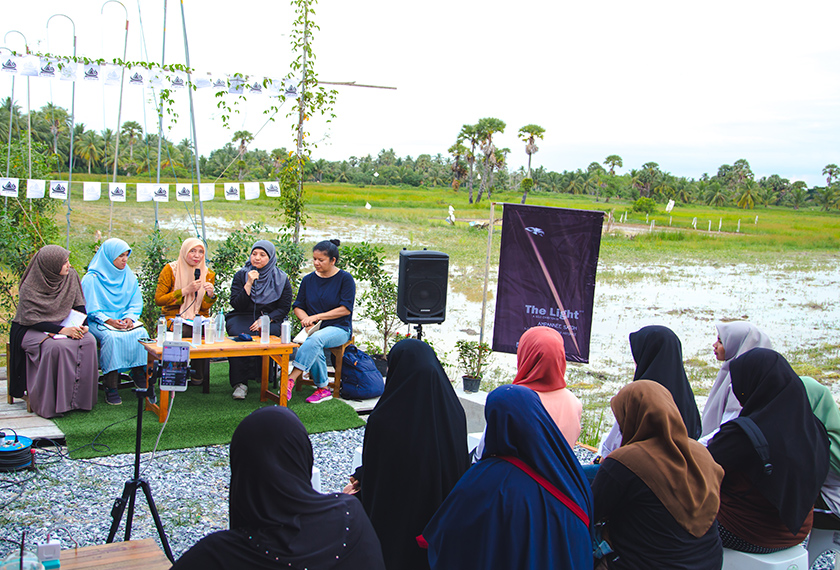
{"left": 260, "top": 315, "right": 270, "bottom": 344}
{"left": 281, "top": 321, "right": 290, "bottom": 344}
{"left": 216, "top": 313, "right": 225, "bottom": 340}
{"left": 192, "top": 315, "right": 203, "bottom": 346}
{"left": 204, "top": 317, "right": 214, "bottom": 344}
{"left": 156, "top": 317, "right": 166, "bottom": 347}
{"left": 173, "top": 316, "right": 183, "bottom": 340}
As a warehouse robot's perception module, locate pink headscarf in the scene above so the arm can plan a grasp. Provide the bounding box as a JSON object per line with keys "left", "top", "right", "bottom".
{"left": 169, "top": 237, "right": 207, "bottom": 320}
{"left": 513, "top": 326, "right": 567, "bottom": 391}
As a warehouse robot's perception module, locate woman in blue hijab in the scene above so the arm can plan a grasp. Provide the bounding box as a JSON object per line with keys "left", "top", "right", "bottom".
{"left": 81, "top": 238, "right": 149, "bottom": 406}
{"left": 423, "top": 385, "right": 593, "bottom": 570}
{"left": 226, "top": 240, "right": 293, "bottom": 400}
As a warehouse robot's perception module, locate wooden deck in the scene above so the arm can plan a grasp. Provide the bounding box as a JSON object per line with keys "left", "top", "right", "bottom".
{"left": 0, "top": 366, "right": 65, "bottom": 442}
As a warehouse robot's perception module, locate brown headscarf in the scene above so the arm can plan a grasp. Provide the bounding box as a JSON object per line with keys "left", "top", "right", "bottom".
{"left": 609, "top": 380, "right": 724, "bottom": 537}
{"left": 169, "top": 237, "right": 207, "bottom": 320}
{"left": 13, "top": 245, "right": 85, "bottom": 326}
{"left": 513, "top": 326, "right": 567, "bottom": 391}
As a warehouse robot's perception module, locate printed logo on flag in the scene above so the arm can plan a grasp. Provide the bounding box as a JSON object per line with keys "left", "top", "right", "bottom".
{"left": 83, "top": 65, "right": 99, "bottom": 80}
{"left": 128, "top": 72, "right": 144, "bottom": 86}
{"left": 110, "top": 186, "right": 125, "bottom": 197}
{"left": 171, "top": 76, "right": 186, "bottom": 89}
{"left": 50, "top": 182, "right": 67, "bottom": 196}
{"left": 264, "top": 182, "right": 281, "bottom": 196}
{"left": 152, "top": 186, "right": 169, "bottom": 202}
{"left": 177, "top": 186, "right": 190, "bottom": 197}
{"left": 524, "top": 226, "right": 545, "bottom": 237}
{"left": 154, "top": 187, "right": 167, "bottom": 198}
{"left": 39, "top": 60, "right": 56, "bottom": 78}
{"left": 225, "top": 184, "right": 241, "bottom": 200}
{"left": 0, "top": 179, "right": 18, "bottom": 197}
{"left": 249, "top": 81, "right": 262, "bottom": 94}
{"left": 2, "top": 58, "right": 17, "bottom": 72}
{"left": 109, "top": 184, "right": 126, "bottom": 202}
{"left": 284, "top": 80, "right": 299, "bottom": 99}
{"left": 212, "top": 78, "right": 226, "bottom": 89}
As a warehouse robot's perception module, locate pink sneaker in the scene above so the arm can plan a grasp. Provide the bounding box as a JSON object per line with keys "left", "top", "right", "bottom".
{"left": 306, "top": 388, "right": 333, "bottom": 404}
{"left": 286, "top": 377, "right": 295, "bottom": 401}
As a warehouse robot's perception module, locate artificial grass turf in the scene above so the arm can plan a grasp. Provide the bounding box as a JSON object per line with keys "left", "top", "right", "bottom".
{"left": 54, "top": 362, "right": 365, "bottom": 459}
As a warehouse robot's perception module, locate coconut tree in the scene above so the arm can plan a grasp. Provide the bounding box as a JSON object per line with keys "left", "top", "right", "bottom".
{"left": 231, "top": 130, "right": 254, "bottom": 180}
{"left": 815, "top": 186, "right": 839, "bottom": 212}
{"left": 448, "top": 142, "right": 468, "bottom": 191}
{"left": 75, "top": 129, "right": 102, "bottom": 174}
{"left": 120, "top": 120, "right": 143, "bottom": 163}
{"left": 787, "top": 181, "right": 809, "bottom": 210}
{"left": 736, "top": 180, "right": 757, "bottom": 209}
{"left": 458, "top": 123, "right": 480, "bottom": 203}
{"left": 705, "top": 182, "right": 729, "bottom": 207}
{"left": 517, "top": 124, "right": 545, "bottom": 203}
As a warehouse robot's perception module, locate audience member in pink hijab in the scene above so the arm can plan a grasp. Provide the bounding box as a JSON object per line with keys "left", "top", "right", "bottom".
{"left": 512, "top": 326, "right": 582, "bottom": 448}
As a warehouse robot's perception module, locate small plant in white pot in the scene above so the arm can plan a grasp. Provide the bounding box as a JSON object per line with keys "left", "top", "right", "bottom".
{"left": 456, "top": 340, "right": 492, "bottom": 393}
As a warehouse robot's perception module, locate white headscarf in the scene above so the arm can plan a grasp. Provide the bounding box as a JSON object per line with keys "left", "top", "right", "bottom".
{"left": 699, "top": 321, "right": 773, "bottom": 441}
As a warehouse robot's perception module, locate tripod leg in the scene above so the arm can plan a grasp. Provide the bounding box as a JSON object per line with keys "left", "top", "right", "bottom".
{"left": 107, "top": 481, "right": 135, "bottom": 543}
{"left": 124, "top": 486, "right": 138, "bottom": 541}
{"left": 140, "top": 480, "right": 174, "bottom": 562}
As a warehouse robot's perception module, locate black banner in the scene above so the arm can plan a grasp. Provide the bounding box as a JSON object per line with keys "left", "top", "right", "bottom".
{"left": 492, "top": 204, "right": 604, "bottom": 363}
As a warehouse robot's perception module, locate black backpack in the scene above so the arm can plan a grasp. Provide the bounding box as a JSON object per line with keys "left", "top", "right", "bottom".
{"left": 338, "top": 345, "right": 385, "bottom": 400}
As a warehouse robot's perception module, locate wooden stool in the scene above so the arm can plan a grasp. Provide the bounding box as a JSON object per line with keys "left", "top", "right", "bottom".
{"left": 296, "top": 336, "right": 354, "bottom": 399}
{"left": 6, "top": 342, "right": 32, "bottom": 412}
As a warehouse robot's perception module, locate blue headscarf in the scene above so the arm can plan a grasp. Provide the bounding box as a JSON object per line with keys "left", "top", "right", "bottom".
{"left": 81, "top": 238, "right": 142, "bottom": 320}
{"left": 245, "top": 240, "right": 288, "bottom": 305}
{"left": 423, "top": 385, "right": 593, "bottom": 569}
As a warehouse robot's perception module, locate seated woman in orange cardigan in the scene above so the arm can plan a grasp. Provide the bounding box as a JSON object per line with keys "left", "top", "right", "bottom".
{"left": 155, "top": 238, "right": 216, "bottom": 384}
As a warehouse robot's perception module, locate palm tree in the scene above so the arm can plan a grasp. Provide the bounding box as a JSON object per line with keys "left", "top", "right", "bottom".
{"left": 475, "top": 117, "right": 506, "bottom": 203}
{"left": 448, "top": 142, "right": 468, "bottom": 190}
{"left": 75, "top": 129, "right": 102, "bottom": 174}
{"left": 458, "top": 124, "right": 480, "bottom": 203}
{"left": 603, "top": 154, "right": 623, "bottom": 176}
{"left": 518, "top": 123, "right": 545, "bottom": 181}
{"left": 787, "top": 181, "right": 809, "bottom": 210}
{"left": 736, "top": 180, "right": 757, "bottom": 209}
{"left": 231, "top": 130, "right": 254, "bottom": 180}
{"left": 120, "top": 120, "right": 143, "bottom": 163}
{"left": 815, "top": 186, "right": 839, "bottom": 212}
{"left": 705, "top": 182, "right": 729, "bottom": 207}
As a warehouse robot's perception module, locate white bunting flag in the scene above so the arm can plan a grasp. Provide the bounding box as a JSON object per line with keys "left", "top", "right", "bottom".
{"left": 264, "top": 181, "right": 281, "bottom": 197}
{"left": 171, "top": 71, "right": 187, "bottom": 89}
{"left": 265, "top": 78, "right": 282, "bottom": 95}
{"left": 49, "top": 180, "right": 68, "bottom": 200}
{"left": 127, "top": 67, "right": 146, "bottom": 87}
{"left": 103, "top": 64, "right": 122, "bottom": 86}
{"left": 149, "top": 69, "right": 165, "bottom": 88}
{"left": 83, "top": 182, "right": 101, "bottom": 201}
{"left": 152, "top": 184, "right": 170, "bottom": 202}
{"left": 18, "top": 56, "right": 39, "bottom": 77}
{"left": 26, "top": 179, "right": 45, "bottom": 199}
{"left": 59, "top": 61, "right": 78, "bottom": 81}
{"left": 109, "top": 183, "right": 126, "bottom": 202}
{"left": 82, "top": 63, "right": 100, "bottom": 81}
{"left": 176, "top": 184, "right": 192, "bottom": 202}
{"left": 0, "top": 178, "right": 19, "bottom": 197}
{"left": 136, "top": 183, "right": 154, "bottom": 202}
{"left": 1, "top": 57, "right": 17, "bottom": 74}
{"left": 224, "top": 183, "right": 241, "bottom": 200}
{"left": 283, "top": 78, "right": 300, "bottom": 99}
{"left": 199, "top": 183, "right": 215, "bottom": 201}
{"left": 39, "top": 58, "right": 57, "bottom": 78}
{"left": 194, "top": 73, "right": 212, "bottom": 89}
{"left": 244, "top": 182, "right": 260, "bottom": 200}
{"left": 228, "top": 74, "right": 246, "bottom": 94}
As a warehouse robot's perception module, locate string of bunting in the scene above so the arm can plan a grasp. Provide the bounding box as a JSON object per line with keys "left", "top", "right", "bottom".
{"left": 0, "top": 52, "right": 300, "bottom": 97}
{"left": 0, "top": 177, "right": 282, "bottom": 201}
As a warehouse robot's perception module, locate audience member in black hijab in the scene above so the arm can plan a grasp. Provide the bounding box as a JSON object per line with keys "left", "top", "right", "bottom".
{"left": 172, "top": 407, "right": 385, "bottom": 570}
{"left": 345, "top": 339, "right": 469, "bottom": 570}
{"left": 708, "top": 348, "right": 829, "bottom": 553}
{"left": 600, "top": 325, "right": 702, "bottom": 456}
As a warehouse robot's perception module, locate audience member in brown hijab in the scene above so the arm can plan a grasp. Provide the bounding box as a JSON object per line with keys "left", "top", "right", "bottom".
{"left": 9, "top": 245, "right": 98, "bottom": 418}
{"left": 592, "top": 381, "right": 724, "bottom": 569}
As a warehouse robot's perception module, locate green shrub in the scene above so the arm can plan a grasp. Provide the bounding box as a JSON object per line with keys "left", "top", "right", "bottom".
{"left": 632, "top": 197, "right": 657, "bottom": 213}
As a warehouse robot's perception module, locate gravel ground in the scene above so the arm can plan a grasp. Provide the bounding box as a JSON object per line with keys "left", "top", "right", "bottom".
{"left": 0, "top": 427, "right": 596, "bottom": 562}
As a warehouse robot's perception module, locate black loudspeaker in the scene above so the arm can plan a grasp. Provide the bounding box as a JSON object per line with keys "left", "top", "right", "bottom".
{"left": 397, "top": 249, "right": 449, "bottom": 324}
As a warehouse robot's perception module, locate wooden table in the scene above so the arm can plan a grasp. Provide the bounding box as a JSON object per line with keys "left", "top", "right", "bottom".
{"left": 140, "top": 335, "right": 297, "bottom": 422}
{"left": 59, "top": 539, "right": 171, "bottom": 569}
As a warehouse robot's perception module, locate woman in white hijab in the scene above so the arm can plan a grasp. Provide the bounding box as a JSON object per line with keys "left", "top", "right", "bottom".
{"left": 699, "top": 321, "right": 772, "bottom": 444}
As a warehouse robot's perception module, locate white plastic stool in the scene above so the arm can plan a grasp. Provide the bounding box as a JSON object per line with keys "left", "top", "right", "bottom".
{"left": 352, "top": 446, "right": 363, "bottom": 472}
{"left": 468, "top": 432, "right": 482, "bottom": 452}
{"left": 722, "top": 545, "right": 809, "bottom": 570}
{"left": 311, "top": 466, "right": 321, "bottom": 493}
{"left": 807, "top": 529, "right": 840, "bottom": 569}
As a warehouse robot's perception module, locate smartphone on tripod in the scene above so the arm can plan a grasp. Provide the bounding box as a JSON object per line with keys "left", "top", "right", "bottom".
{"left": 160, "top": 340, "right": 191, "bottom": 392}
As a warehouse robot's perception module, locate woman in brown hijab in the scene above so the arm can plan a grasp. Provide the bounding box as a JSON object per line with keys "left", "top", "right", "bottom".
{"left": 592, "top": 380, "right": 724, "bottom": 570}
{"left": 9, "top": 245, "right": 98, "bottom": 418}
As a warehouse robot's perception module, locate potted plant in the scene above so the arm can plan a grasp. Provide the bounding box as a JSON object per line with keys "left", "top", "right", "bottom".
{"left": 456, "top": 340, "right": 492, "bottom": 393}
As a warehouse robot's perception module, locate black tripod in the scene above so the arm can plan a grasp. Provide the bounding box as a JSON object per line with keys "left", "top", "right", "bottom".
{"left": 106, "top": 381, "right": 174, "bottom": 563}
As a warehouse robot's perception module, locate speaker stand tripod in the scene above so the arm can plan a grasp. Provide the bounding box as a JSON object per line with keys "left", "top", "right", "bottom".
{"left": 106, "top": 386, "right": 174, "bottom": 563}
{"left": 413, "top": 323, "right": 424, "bottom": 341}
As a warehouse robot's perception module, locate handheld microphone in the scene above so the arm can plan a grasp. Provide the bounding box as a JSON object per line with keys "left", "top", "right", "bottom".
{"left": 194, "top": 268, "right": 201, "bottom": 281}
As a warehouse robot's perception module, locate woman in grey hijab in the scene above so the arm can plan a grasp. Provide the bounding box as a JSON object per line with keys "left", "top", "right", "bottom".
{"left": 226, "top": 240, "right": 293, "bottom": 399}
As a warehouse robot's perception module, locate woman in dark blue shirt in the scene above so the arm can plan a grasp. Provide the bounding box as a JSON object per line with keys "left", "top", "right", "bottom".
{"left": 287, "top": 239, "right": 355, "bottom": 404}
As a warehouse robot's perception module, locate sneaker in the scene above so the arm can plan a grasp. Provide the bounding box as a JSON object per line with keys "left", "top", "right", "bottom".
{"left": 105, "top": 389, "right": 122, "bottom": 406}
{"left": 232, "top": 383, "right": 248, "bottom": 400}
{"left": 306, "top": 388, "right": 332, "bottom": 404}
{"left": 286, "top": 377, "right": 295, "bottom": 401}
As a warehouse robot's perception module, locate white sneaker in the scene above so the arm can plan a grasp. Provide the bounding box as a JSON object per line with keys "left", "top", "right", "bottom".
{"left": 232, "top": 383, "right": 248, "bottom": 400}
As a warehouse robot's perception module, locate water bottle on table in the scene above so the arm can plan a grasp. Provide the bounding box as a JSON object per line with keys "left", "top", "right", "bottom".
{"left": 260, "top": 315, "right": 270, "bottom": 344}
{"left": 173, "top": 316, "right": 183, "bottom": 339}
{"left": 156, "top": 317, "right": 166, "bottom": 347}
{"left": 192, "top": 315, "right": 203, "bottom": 346}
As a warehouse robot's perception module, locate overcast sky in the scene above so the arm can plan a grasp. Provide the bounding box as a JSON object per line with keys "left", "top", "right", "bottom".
{"left": 2, "top": 0, "right": 840, "bottom": 186}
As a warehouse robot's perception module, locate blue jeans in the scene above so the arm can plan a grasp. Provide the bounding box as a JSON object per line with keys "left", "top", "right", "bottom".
{"left": 291, "top": 326, "right": 352, "bottom": 388}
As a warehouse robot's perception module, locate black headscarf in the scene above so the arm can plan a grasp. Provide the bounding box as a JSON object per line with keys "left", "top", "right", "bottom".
{"left": 174, "top": 407, "right": 384, "bottom": 570}
{"left": 629, "top": 325, "right": 702, "bottom": 439}
{"left": 708, "top": 348, "right": 829, "bottom": 534}
{"left": 361, "top": 339, "right": 469, "bottom": 570}
{"left": 244, "top": 240, "right": 288, "bottom": 305}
